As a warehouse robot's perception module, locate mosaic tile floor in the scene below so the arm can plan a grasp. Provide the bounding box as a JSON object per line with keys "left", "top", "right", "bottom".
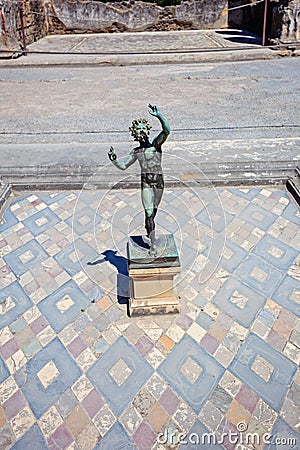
{"left": 0, "top": 187, "right": 299, "bottom": 450}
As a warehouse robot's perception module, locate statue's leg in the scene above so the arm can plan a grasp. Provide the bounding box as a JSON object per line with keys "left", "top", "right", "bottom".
{"left": 141, "top": 185, "right": 155, "bottom": 237}
{"left": 141, "top": 185, "right": 157, "bottom": 254}
{"left": 153, "top": 184, "right": 164, "bottom": 217}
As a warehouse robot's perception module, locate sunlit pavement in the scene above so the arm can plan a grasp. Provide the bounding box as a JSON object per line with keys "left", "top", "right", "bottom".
{"left": 0, "top": 185, "right": 299, "bottom": 449}
{"left": 0, "top": 29, "right": 273, "bottom": 68}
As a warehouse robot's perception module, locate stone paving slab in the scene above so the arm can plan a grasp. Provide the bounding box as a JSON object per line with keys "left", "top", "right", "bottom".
{"left": 0, "top": 186, "right": 299, "bottom": 449}
{"left": 26, "top": 30, "right": 262, "bottom": 53}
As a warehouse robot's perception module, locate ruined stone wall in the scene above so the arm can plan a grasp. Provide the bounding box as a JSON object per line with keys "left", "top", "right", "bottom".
{"left": 1, "top": 0, "right": 228, "bottom": 50}
{"left": 46, "top": 0, "right": 228, "bottom": 34}
{"left": 228, "top": 0, "right": 265, "bottom": 34}
{"left": 1, "top": 0, "right": 47, "bottom": 47}
{"left": 229, "top": 0, "right": 300, "bottom": 41}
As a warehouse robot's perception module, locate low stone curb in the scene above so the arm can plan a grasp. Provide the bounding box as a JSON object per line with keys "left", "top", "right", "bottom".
{"left": 0, "top": 160, "right": 295, "bottom": 193}
{"left": 0, "top": 47, "right": 280, "bottom": 68}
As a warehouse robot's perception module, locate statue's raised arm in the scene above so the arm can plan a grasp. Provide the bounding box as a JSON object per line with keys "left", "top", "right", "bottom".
{"left": 148, "top": 104, "right": 170, "bottom": 148}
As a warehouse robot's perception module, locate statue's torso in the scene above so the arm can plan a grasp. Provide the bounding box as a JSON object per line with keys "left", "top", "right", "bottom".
{"left": 135, "top": 143, "right": 162, "bottom": 174}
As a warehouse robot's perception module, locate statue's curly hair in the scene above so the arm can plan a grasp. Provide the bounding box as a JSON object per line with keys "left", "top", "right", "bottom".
{"left": 129, "top": 119, "right": 151, "bottom": 137}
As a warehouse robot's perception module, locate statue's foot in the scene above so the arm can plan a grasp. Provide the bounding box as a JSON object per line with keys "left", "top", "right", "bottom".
{"left": 149, "top": 245, "right": 157, "bottom": 257}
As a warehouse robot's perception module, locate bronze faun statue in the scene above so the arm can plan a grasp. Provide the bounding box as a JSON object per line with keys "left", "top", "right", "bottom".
{"left": 108, "top": 104, "right": 170, "bottom": 256}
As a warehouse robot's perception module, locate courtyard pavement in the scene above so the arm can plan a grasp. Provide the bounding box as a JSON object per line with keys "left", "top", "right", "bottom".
{"left": 0, "top": 29, "right": 277, "bottom": 67}
{"left": 0, "top": 185, "right": 299, "bottom": 449}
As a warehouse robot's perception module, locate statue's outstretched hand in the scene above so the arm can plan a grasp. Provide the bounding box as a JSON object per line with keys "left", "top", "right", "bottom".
{"left": 148, "top": 104, "right": 160, "bottom": 117}
{"left": 108, "top": 146, "right": 117, "bottom": 161}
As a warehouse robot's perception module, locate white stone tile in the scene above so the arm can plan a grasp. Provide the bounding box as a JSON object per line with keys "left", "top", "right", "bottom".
{"left": 10, "top": 406, "right": 35, "bottom": 440}
{"left": 0, "top": 376, "right": 18, "bottom": 403}
{"left": 186, "top": 323, "right": 206, "bottom": 342}
{"left": 93, "top": 404, "right": 116, "bottom": 436}
{"left": 37, "top": 361, "right": 60, "bottom": 388}
{"left": 72, "top": 375, "right": 94, "bottom": 402}
{"left": 38, "top": 406, "right": 63, "bottom": 438}
{"left": 6, "top": 350, "right": 27, "bottom": 374}
{"left": 76, "top": 348, "right": 97, "bottom": 371}
{"left": 109, "top": 359, "right": 132, "bottom": 387}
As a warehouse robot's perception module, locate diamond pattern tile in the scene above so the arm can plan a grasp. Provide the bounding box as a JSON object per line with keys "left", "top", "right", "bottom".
{"left": 272, "top": 275, "right": 300, "bottom": 317}
{"left": 0, "top": 282, "right": 33, "bottom": 328}
{"left": 213, "top": 278, "right": 267, "bottom": 327}
{"left": 38, "top": 280, "right": 90, "bottom": 333}
{"left": 180, "top": 356, "right": 203, "bottom": 384}
{"left": 54, "top": 238, "right": 100, "bottom": 277}
{"left": 15, "top": 338, "right": 81, "bottom": 418}
{"left": 158, "top": 336, "right": 224, "bottom": 413}
{"left": 253, "top": 234, "right": 298, "bottom": 271}
{"left": 23, "top": 209, "right": 60, "bottom": 237}
{"left": 230, "top": 334, "right": 297, "bottom": 411}
{"left": 4, "top": 240, "right": 49, "bottom": 277}
{"left": 66, "top": 206, "right": 102, "bottom": 236}
{"left": 37, "top": 360, "right": 60, "bottom": 388}
{"left": 94, "top": 421, "right": 137, "bottom": 450}
{"left": 235, "top": 255, "right": 284, "bottom": 296}
{"left": 109, "top": 358, "right": 132, "bottom": 386}
{"left": 240, "top": 203, "right": 277, "bottom": 230}
{"left": 87, "top": 337, "right": 153, "bottom": 415}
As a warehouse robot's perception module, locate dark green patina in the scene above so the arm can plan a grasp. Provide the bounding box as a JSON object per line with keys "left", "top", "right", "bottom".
{"left": 108, "top": 104, "right": 170, "bottom": 256}
{"left": 127, "top": 234, "right": 180, "bottom": 269}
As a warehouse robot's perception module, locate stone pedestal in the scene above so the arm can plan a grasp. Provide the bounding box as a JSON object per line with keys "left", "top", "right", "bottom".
{"left": 127, "top": 234, "right": 181, "bottom": 316}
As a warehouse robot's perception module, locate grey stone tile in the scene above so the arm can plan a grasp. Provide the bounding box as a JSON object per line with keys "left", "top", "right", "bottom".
{"left": 209, "top": 385, "right": 233, "bottom": 414}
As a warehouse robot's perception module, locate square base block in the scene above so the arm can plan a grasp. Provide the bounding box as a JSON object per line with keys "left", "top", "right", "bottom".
{"left": 127, "top": 235, "right": 181, "bottom": 316}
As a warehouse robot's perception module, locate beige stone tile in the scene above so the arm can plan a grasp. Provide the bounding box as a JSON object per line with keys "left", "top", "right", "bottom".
{"left": 214, "top": 345, "right": 234, "bottom": 367}
{"left": 76, "top": 423, "right": 100, "bottom": 450}
{"left": 147, "top": 403, "right": 169, "bottom": 433}
{"left": 252, "top": 399, "right": 277, "bottom": 432}
{"left": 0, "top": 326, "right": 13, "bottom": 346}
{"left": 283, "top": 342, "right": 300, "bottom": 364}
{"left": 66, "top": 405, "right": 90, "bottom": 438}
{"left": 226, "top": 399, "right": 251, "bottom": 428}
{"left": 120, "top": 405, "right": 142, "bottom": 436}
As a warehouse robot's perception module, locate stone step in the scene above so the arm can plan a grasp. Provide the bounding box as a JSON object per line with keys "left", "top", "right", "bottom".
{"left": 0, "top": 137, "right": 298, "bottom": 189}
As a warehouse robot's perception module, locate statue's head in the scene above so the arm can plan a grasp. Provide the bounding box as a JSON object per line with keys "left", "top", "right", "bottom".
{"left": 129, "top": 119, "right": 151, "bottom": 144}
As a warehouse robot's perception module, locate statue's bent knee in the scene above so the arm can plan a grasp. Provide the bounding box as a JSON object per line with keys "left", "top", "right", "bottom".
{"left": 145, "top": 208, "right": 154, "bottom": 218}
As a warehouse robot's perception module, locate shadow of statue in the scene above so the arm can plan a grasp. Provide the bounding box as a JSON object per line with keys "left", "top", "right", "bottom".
{"left": 130, "top": 235, "right": 150, "bottom": 250}
{"left": 87, "top": 250, "right": 130, "bottom": 305}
